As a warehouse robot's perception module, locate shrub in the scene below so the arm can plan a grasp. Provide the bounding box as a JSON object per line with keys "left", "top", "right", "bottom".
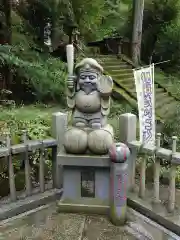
{"left": 154, "top": 23, "right": 180, "bottom": 72}
{"left": 0, "top": 44, "right": 67, "bottom": 103}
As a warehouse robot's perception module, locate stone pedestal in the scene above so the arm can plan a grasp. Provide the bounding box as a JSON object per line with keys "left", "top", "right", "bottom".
{"left": 57, "top": 153, "right": 110, "bottom": 215}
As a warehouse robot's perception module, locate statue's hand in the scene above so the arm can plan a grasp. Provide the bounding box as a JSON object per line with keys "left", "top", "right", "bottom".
{"left": 67, "top": 76, "right": 76, "bottom": 89}
{"left": 97, "top": 75, "right": 113, "bottom": 97}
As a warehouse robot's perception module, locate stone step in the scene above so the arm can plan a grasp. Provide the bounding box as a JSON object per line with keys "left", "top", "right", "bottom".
{"left": 121, "top": 82, "right": 135, "bottom": 89}
{"left": 103, "top": 64, "right": 132, "bottom": 70}
{"left": 155, "top": 89, "right": 165, "bottom": 95}
{"left": 113, "top": 85, "right": 137, "bottom": 107}
{"left": 111, "top": 73, "right": 133, "bottom": 79}
{"left": 93, "top": 54, "right": 178, "bottom": 122}
{"left": 102, "top": 61, "right": 131, "bottom": 67}
{"left": 90, "top": 54, "right": 117, "bottom": 59}
{"left": 114, "top": 78, "right": 134, "bottom": 87}
{"left": 155, "top": 87, "right": 165, "bottom": 93}
{"left": 157, "top": 102, "right": 177, "bottom": 118}
{"left": 109, "top": 68, "right": 133, "bottom": 73}
{"left": 155, "top": 92, "right": 169, "bottom": 101}
{"left": 156, "top": 96, "right": 174, "bottom": 108}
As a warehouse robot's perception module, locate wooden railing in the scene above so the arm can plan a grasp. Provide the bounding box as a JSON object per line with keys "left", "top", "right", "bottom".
{"left": 0, "top": 131, "right": 57, "bottom": 203}
{"left": 128, "top": 134, "right": 179, "bottom": 212}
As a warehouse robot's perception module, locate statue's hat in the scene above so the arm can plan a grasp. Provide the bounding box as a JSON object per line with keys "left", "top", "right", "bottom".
{"left": 75, "top": 58, "right": 103, "bottom": 74}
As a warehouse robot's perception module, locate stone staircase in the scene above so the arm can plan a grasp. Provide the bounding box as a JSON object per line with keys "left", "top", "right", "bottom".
{"left": 92, "top": 54, "right": 178, "bottom": 121}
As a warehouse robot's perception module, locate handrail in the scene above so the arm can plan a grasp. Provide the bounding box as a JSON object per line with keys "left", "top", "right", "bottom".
{"left": 128, "top": 134, "right": 178, "bottom": 213}
{"left": 0, "top": 131, "right": 58, "bottom": 202}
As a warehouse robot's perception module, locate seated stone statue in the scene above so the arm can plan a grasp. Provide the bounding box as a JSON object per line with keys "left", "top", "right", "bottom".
{"left": 63, "top": 57, "right": 114, "bottom": 155}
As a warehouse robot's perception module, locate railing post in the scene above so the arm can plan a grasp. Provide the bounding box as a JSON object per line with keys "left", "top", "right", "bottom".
{"left": 153, "top": 133, "right": 161, "bottom": 204}
{"left": 39, "top": 141, "right": 45, "bottom": 193}
{"left": 6, "top": 132, "right": 16, "bottom": 201}
{"left": 168, "top": 136, "right": 177, "bottom": 212}
{"left": 139, "top": 155, "right": 146, "bottom": 199}
{"left": 119, "top": 113, "right": 137, "bottom": 190}
{"left": 22, "top": 130, "right": 32, "bottom": 196}
{"left": 130, "top": 146, "right": 136, "bottom": 192}
{"left": 52, "top": 112, "right": 68, "bottom": 189}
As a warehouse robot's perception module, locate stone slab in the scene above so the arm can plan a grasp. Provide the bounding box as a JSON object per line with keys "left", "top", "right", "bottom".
{"left": 57, "top": 153, "right": 110, "bottom": 167}
{"left": 0, "top": 204, "right": 86, "bottom": 240}
{"left": 0, "top": 204, "right": 178, "bottom": 240}
{"left": 58, "top": 202, "right": 109, "bottom": 215}
{"left": 58, "top": 198, "right": 109, "bottom": 214}
{"left": 127, "top": 192, "right": 180, "bottom": 236}
{"left": 0, "top": 189, "right": 62, "bottom": 221}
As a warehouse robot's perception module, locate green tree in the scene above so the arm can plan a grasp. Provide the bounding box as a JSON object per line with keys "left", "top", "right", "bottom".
{"left": 141, "top": 0, "right": 180, "bottom": 64}
{"left": 154, "top": 23, "right": 180, "bottom": 72}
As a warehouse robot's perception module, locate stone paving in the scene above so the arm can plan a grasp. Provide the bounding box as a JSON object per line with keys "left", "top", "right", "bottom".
{"left": 0, "top": 204, "right": 178, "bottom": 240}
{"left": 0, "top": 204, "right": 135, "bottom": 240}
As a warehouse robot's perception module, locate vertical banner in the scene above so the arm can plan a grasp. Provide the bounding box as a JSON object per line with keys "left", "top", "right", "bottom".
{"left": 133, "top": 64, "right": 155, "bottom": 145}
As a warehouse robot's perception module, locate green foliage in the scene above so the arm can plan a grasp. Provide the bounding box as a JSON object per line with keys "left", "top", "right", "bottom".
{"left": 122, "top": 0, "right": 180, "bottom": 64}
{"left": 94, "top": 1, "right": 132, "bottom": 40}
{"left": 70, "top": 0, "right": 104, "bottom": 41}
{"left": 0, "top": 104, "right": 61, "bottom": 197}
{"left": 15, "top": 0, "right": 69, "bottom": 48}
{"left": 0, "top": 44, "right": 67, "bottom": 102}
{"left": 142, "top": 0, "right": 180, "bottom": 64}
{"left": 154, "top": 23, "right": 180, "bottom": 72}
{"left": 0, "top": 105, "right": 60, "bottom": 140}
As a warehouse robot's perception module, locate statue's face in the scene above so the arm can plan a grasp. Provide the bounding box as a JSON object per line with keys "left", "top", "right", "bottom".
{"left": 79, "top": 72, "right": 98, "bottom": 85}
{"left": 78, "top": 71, "right": 98, "bottom": 93}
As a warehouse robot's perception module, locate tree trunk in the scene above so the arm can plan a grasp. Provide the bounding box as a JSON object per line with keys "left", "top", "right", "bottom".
{"left": 131, "top": 0, "right": 144, "bottom": 65}
{"left": 3, "top": 0, "right": 12, "bottom": 90}
{"left": 4, "top": 0, "right": 12, "bottom": 44}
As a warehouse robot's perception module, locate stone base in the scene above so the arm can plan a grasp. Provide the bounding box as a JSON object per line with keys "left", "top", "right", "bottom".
{"left": 57, "top": 153, "right": 110, "bottom": 167}
{"left": 57, "top": 198, "right": 109, "bottom": 215}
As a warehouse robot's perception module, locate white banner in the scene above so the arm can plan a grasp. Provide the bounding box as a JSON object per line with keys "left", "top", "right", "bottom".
{"left": 133, "top": 64, "right": 155, "bottom": 145}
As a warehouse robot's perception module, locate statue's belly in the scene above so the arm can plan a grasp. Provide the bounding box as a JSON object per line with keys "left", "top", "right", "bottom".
{"left": 75, "top": 91, "right": 101, "bottom": 113}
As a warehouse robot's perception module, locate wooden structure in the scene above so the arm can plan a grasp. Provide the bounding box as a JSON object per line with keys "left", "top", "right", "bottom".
{"left": 87, "top": 36, "right": 131, "bottom": 57}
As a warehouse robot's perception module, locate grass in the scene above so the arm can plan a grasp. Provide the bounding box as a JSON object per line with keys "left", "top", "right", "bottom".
{"left": 0, "top": 104, "right": 66, "bottom": 142}
{"left": 0, "top": 104, "right": 60, "bottom": 122}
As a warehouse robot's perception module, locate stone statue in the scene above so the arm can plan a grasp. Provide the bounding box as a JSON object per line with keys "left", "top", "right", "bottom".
{"left": 63, "top": 44, "right": 114, "bottom": 155}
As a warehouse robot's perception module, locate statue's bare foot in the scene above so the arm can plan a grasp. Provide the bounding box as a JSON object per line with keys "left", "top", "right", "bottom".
{"left": 64, "top": 127, "right": 88, "bottom": 154}
{"left": 87, "top": 124, "right": 114, "bottom": 155}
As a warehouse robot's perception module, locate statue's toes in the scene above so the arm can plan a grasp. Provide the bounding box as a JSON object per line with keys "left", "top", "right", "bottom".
{"left": 64, "top": 127, "right": 88, "bottom": 154}
{"left": 88, "top": 129, "right": 114, "bottom": 155}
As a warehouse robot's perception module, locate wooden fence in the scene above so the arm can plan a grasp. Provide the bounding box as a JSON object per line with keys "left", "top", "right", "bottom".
{"left": 1, "top": 124, "right": 179, "bottom": 215}
{"left": 0, "top": 130, "right": 57, "bottom": 202}
{"left": 128, "top": 133, "right": 179, "bottom": 213}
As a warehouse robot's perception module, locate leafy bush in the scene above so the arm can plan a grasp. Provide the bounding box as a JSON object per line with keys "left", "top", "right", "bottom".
{"left": 0, "top": 105, "right": 62, "bottom": 197}
{"left": 141, "top": 0, "right": 180, "bottom": 64}
{"left": 0, "top": 44, "right": 67, "bottom": 103}
{"left": 154, "top": 23, "right": 180, "bottom": 72}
